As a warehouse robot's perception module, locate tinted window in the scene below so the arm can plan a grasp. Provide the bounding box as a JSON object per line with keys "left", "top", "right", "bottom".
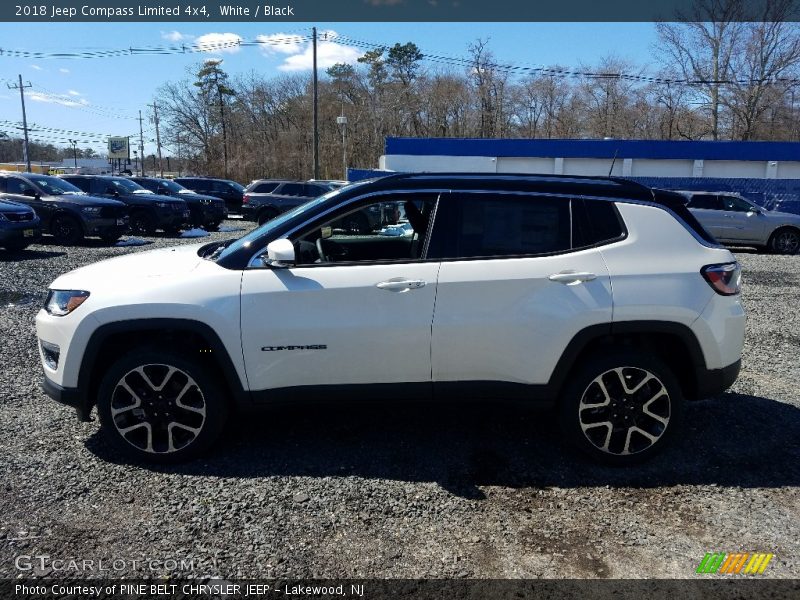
{"left": 720, "top": 195, "right": 754, "bottom": 212}
{"left": 252, "top": 182, "right": 280, "bottom": 193}
{"left": 687, "top": 194, "right": 721, "bottom": 210}
{"left": 6, "top": 177, "right": 34, "bottom": 195}
{"left": 304, "top": 184, "right": 329, "bottom": 197}
{"left": 572, "top": 199, "right": 625, "bottom": 247}
{"left": 63, "top": 177, "right": 91, "bottom": 193}
{"left": 0, "top": 178, "right": 6, "bottom": 193}
{"left": 278, "top": 183, "right": 306, "bottom": 196}
{"left": 442, "top": 194, "right": 571, "bottom": 259}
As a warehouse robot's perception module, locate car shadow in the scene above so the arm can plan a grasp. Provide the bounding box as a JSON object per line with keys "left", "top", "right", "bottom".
{"left": 0, "top": 249, "right": 66, "bottom": 261}
{"left": 85, "top": 392, "right": 800, "bottom": 498}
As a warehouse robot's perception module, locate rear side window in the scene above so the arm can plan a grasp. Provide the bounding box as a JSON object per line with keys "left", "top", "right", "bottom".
{"left": 687, "top": 194, "right": 721, "bottom": 210}
{"left": 436, "top": 194, "right": 571, "bottom": 259}
{"left": 278, "top": 183, "right": 306, "bottom": 196}
{"left": 252, "top": 182, "right": 280, "bottom": 193}
{"left": 572, "top": 199, "right": 625, "bottom": 248}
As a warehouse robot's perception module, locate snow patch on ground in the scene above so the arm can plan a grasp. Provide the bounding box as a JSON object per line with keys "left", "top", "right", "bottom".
{"left": 114, "top": 238, "right": 151, "bottom": 247}
{"left": 180, "top": 228, "right": 211, "bottom": 238}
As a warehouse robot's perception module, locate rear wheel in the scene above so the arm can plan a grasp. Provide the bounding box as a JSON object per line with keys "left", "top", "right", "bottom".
{"left": 130, "top": 211, "right": 156, "bottom": 235}
{"left": 768, "top": 227, "right": 800, "bottom": 255}
{"left": 97, "top": 349, "right": 228, "bottom": 463}
{"left": 50, "top": 214, "right": 83, "bottom": 245}
{"left": 558, "top": 350, "right": 683, "bottom": 465}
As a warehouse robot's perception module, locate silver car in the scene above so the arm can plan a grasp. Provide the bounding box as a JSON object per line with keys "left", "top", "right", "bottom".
{"left": 677, "top": 191, "right": 800, "bottom": 254}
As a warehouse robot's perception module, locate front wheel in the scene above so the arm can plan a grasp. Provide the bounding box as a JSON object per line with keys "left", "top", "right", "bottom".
{"left": 558, "top": 351, "right": 683, "bottom": 465}
{"left": 50, "top": 214, "right": 83, "bottom": 245}
{"left": 768, "top": 227, "right": 800, "bottom": 255}
{"left": 97, "top": 350, "right": 228, "bottom": 463}
{"left": 130, "top": 211, "right": 157, "bottom": 235}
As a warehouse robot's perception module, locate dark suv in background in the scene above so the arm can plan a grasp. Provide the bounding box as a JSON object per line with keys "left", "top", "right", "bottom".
{"left": 174, "top": 177, "right": 245, "bottom": 213}
{"left": 0, "top": 198, "right": 41, "bottom": 251}
{"left": 61, "top": 175, "right": 190, "bottom": 235}
{"left": 131, "top": 177, "right": 227, "bottom": 231}
{"left": 0, "top": 172, "right": 128, "bottom": 245}
{"left": 242, "top": 180, "right": 337, "bottom": 225}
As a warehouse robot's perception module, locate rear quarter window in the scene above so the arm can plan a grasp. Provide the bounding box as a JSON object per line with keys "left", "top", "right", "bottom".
{"left": 572, "top": 199, "right": 626, "bottom": 248}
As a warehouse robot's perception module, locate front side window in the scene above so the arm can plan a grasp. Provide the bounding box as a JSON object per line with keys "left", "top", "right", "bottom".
{"left": 278, "top": 183, "right": 306, "bottom": 197}
{"left": 252, "top": 182, "right": 280, "bottom": 194}
{"left": 720, "top": 196, "right": 755, "bottom": 212}
{"left": 5, "top": 177, "right": 34, "bottom": 195}
{"left": 292, "top": 195, "right": 438, "bottom": 265}
{"left": 434, "top": 194, "right": 571, "bottom": 259}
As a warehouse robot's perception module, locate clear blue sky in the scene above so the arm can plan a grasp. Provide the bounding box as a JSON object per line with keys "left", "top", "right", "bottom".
{"left": 0, "top": 22, "right": 660, "bottom": 157}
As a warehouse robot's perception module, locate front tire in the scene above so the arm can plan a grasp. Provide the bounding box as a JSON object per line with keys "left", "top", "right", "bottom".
{"left": 558, "top": 350, "right": 683, "bottom": 465}
{"left": 50, "top": 214, "right": 83, "bottom": 245}
{"left": 130, "top": 210, "right": 157, "bottom": 235}
{"left": 768, "top": 227, "right": 800, "bottom": 255}
{"left": 97, "top": 350, "right": 228, "bottom": 463}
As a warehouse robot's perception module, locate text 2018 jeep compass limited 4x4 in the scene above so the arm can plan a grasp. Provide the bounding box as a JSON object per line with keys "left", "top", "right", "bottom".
{"left": 36, "top": 174, "right": 745, "bottom": 464}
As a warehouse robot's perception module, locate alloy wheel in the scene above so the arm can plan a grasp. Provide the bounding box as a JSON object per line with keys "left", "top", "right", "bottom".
{"left": 110, "top": 364, "right": 207, "bottom": 454}
{"left": 773, "top": 230, "right": 800, "bottom": 254}
{"left": 578, "top": 366, "right": 671, "bottom": 456}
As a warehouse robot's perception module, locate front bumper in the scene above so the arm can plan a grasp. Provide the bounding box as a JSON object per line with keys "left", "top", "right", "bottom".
{"left": 0, "top": 222, "right": 42, "bottom": 245}
{"left": 84, "top": 216, "right": 129, "bottom": 237}
{"left": 154, "top": 207, "right": 191, "bottom": 229}
{"left": 42, "top": 375, "right": 92, "bottom": 422}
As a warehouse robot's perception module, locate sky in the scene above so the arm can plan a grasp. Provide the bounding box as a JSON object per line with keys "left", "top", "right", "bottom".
{"left": 0, "top": 22, "right": 660, "bottom": 159}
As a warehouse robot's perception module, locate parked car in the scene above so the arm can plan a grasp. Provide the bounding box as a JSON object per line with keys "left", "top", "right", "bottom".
{"left": 174, "top": 177, "right": 245, "bottom": 213}
{"left": 309, "top": 179, "right": 349, "bottom": 189}
{"left": 37, "top": 173, "right": 744, "bottom": 465}
{"left": 130, "top": 177, "right": 228, "bottom": 231}
{"left": 0, "top": 198, "right": 41, "bottom": 251}
{"left": 678, "top": 190, "right": 800, "bottom": 254}
{"left": 241, "top": 180, "right": 340, "bottom": 225}
{"left": 61, "top": 175, "right": 190, "bottom": 235}
{"left": 0, "top": 172, "right": 128, "bottom": 245}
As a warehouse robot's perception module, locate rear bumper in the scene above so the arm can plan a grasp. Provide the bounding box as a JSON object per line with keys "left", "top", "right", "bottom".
{"left": 694, "top": 359, "right": 741, "bottom": 399}
{"left": 42, "top": 375, "right": 92, "bottom": 422}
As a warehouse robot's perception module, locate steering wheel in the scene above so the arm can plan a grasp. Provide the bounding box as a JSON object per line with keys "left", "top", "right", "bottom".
{"left": 316, "top": 237, "right": 329, "bottom": 262}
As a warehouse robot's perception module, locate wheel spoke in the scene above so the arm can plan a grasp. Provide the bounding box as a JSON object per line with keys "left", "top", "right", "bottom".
{"left": 167, "top": 422, "right": 202, "bottom": 452}
{"left": 117, "top": 422, "right": 153, "bottom": 453}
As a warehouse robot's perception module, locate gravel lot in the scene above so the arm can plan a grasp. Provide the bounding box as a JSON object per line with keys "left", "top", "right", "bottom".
{"left": 0, "top": 226, "right": 798, "bottom": 580}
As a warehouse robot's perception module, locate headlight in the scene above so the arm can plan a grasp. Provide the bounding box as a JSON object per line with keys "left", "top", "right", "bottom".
{"left": 82, "top": 206, "right": 102, "bottom": 215}
{"left": 44, "top": 290, "right": 90, "bottom": 316}
{"left": 0, "top": 212, "right": 8, "bottom": 222}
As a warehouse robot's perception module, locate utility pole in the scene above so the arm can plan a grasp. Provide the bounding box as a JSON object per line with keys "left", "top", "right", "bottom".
{"left": 212, "top": 67, "right": 229, "bottom": 179}
{"left": 148, "top": 102, "right": 164, "bottom": 177}
{"left": 7, "top": 75, "right": 32, "bottom": 172}
{"left": 312, "top": 26, "right": 319, "bottom": 180}
{"left": 138, "top": 110, "right": 146, "bottom": 177}
{"left": 68, "top": 139, "right": 78, "bottom": 169}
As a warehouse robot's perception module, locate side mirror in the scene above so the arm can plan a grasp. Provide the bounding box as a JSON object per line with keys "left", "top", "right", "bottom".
{"left": 265, "top": 239, "right": 295, "bottom": 268}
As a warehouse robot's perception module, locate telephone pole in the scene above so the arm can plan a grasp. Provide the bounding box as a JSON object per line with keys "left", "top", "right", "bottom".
{"left": 7, "top": 75, "right": 32, "bottom": 172}
{"left": 312, "top": 26, "right": 319, "bottom": 180}
{"left": 138, "top": 110, "right": 146, "bottom": 177}
{"left": 148, "top": 102, "right": 164, "bottom": 177}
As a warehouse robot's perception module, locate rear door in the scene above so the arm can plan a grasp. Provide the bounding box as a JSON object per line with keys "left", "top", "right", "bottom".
{"left": 429, "top": 193, "right": 613, "bottom": 392}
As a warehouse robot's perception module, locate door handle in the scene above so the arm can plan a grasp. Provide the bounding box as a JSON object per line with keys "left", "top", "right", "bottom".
{"left": 376, "top": 278, "right": 427, "bottom": 292}
{"left": 548, "top": 271, "right": 597, "bottom": 285}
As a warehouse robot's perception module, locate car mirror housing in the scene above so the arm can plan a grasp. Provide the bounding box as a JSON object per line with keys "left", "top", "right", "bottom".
{"left": 265, "top": 239, "right": 295, "bottom": 268}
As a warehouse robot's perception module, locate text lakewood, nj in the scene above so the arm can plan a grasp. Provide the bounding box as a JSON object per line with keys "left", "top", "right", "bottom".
{"left": 15, "top": 4, "right": 295, "bottom": 19}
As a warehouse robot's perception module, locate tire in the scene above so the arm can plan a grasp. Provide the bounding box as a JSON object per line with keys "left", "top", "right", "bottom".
{"left": 50, "top": 214, "right": 84, "bottom": 245}
{"left": 130, "top": 210, "right": 157, "bottom": 235}
{"left": 257, "top": 207, "right": 279, "bottom": 226}
{"left": 205, "top": 221, "right": 221, "bottom": 232}
{"left": 558, "top": 350, "right": 683, "bottom": 466}
{"left": 164, "top": 226, "right": 182, "bottom": 236}
{"left": 97, "top": 349, "right": 229, "bottom": 463}
{"left": 768, "top": 227, "right": 800, "bottom": 255}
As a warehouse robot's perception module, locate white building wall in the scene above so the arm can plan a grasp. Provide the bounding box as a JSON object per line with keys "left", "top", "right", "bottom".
{"left": 496, "top": 157, "right": 554, "bottom": 174}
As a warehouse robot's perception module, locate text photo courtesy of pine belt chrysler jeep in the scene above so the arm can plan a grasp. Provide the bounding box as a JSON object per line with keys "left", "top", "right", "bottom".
{"left": 36, "top": 174, "right": 745, "bottom": 465}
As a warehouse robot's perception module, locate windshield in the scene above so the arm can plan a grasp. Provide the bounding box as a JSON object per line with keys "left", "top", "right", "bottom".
{"left": 27, "top": 175, "right": 83, "bottom": 195}
{"left": 110, "top": 178, "right": 146, "bottom": 192}
{"left": 213, "top": 188, "right": 344, "bottom": 262}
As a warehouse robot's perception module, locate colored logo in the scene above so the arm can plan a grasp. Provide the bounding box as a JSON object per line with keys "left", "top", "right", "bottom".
{"left": 696, "top": 552, "right": 774, "bottom": 575}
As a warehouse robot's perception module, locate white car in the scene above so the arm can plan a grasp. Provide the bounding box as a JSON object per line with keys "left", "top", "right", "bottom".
{"left": 678, "top": 190, "right": 800, "bottom": 254}
{"left": 36, "top": 174, "right": 746, "bottom": 464}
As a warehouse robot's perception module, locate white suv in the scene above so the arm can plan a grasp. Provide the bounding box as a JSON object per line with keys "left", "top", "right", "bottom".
{"left": 36, "top": 174, "right": 746, "bottom": 464}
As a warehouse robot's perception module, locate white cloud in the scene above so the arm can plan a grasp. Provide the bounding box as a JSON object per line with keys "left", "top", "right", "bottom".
{"left": 162, "top": 30, "right": 193, "bottom": 42}
{"left": 59, "top": 68, "right": 70, "bottom": 74}
{"left": 258, "top": 30, "right": 361, "bottom": 72}
{"left": 67, "top": 90, "right": 82, "bottom": 96}
{"left": 194, "top": 32, "right": 242, "bottom": 54}
{"left": 30, "top": 64, "right": 43, "bottom": 71}
{"left": 28, "top": 92, "right": 89, "bottom": 107}
{"left": 255, "top": 33, "right": 306, "bottom": 56}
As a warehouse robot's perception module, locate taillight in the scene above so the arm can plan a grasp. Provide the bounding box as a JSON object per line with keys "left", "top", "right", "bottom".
{"left": 243, "top": 194, "right": 250, "bottom": 205}
{"left": 701, "top": 262, "right": 741, "bottom": 296}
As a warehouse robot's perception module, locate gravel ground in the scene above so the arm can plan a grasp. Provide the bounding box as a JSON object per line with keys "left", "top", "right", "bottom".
{"left": 0, "top": 227, "right": 798, "bottom": 581}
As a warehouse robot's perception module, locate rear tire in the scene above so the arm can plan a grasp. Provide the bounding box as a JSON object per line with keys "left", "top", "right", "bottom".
{"left": 768, "top": 227, "right": 800, "bottom": 255}
{"left": 97, "top": 349, "right": 228, "bottom": 463}
{"left": 558, "top": 350, "right": 683, "bottom": 465}
{"left": 50, "top": 214, "right": 83, "bottom": 245}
